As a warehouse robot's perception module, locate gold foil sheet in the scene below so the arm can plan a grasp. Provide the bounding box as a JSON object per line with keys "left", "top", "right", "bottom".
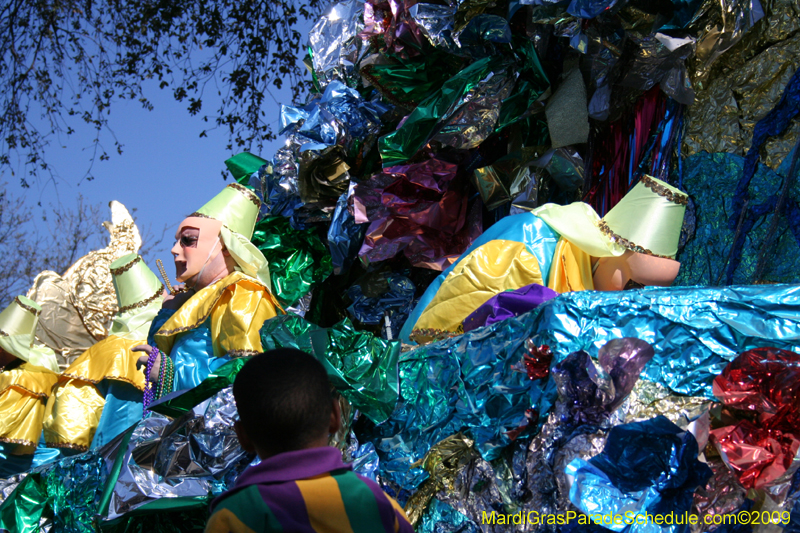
{"left": 26, "top": 202, "right": 143, "bottom": 369}
{"left": 686, "top": 1, "right": 800, "bottom": 170}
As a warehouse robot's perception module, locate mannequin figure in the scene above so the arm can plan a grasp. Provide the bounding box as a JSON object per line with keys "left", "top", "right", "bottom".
{"left": 42, "top": 254, "right": 164, "bottom": 452}
{"left": 0, "top": 296, "right": 61, "bottom": 476}
{"left": 401, "top": 175, "right": 688, "bottom": 343}
{"left": 136, "top": 183, "right": 283, "bottom": 392}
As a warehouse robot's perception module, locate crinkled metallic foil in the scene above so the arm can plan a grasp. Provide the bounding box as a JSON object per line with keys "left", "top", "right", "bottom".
{"left": 354, "top": 158, "right": 482, "bottom": 270}
{"left": 689, "top": 0, "right": 765, "bottom": 82}
{"left": 378, "top": 56, "right": 496, "bottom": 166}
{"left": 281, "top": 80, "right": 387, "bottom": 152}
{"left": 362, "top": 316, "right": 559, "bottom": 493}
{"left": 346, "top": 273, "right": 415, "bottom": 339}
{"left": 308, "top": 0, "right": 366, "bottom": 89}
{"left": 360, "top": 52, "right": 464, "bottom": 109}
{"left": 0, "top": 473, "right": 46, "bottom": 533}
{"left": 417, "top": 498, "right": 478, "bottom": 533}
{"left": 432, "top": 69, "right": 517, "bottom": 150}
{"left": 103, "top": 387, "right": 253, "bottom": 524}
{"left": 27, "top": 203, "right": 143, "bottom": 368}
{"left": 566, "top": 416, "right": 713, "bottom": 532}
{"left": 686, "top": 2, "right": 800, "bottom": 170}
{"left": 403, "top": 433, "right": 478, "bottom": 527}
{"left": 674, "top": 152, "right": 800, "bottom": 286}
{"left": 327, "top": 187, "right": 367, "bottom": 276}
{"left": 472, "top": 153, "right": 532, "bottom": 211}
{"left": 260, "top": 314, "right": 401, "bottom": 424}
{"left": 251, "top": 215, "right": 333, "bottom": 308}
{"left": 259, "top": 136, "right": 303, "bottom": 220}
{"left": 692, "top": 457, "right": 748, "bottom": 531}
{"left": 409, "top": 4, "right": 459, "bottom": 51}
{"left": 526, "top": 283, "right": 800, "bottom": 398}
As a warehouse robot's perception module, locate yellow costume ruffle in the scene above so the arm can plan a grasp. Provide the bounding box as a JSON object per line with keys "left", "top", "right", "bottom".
{"left": 0, "top": 363, "right": 58, "bottom": 451}
{"left": 155, "top": 271, "right": 283, "bottom": 358}
{"left": 412, "top": 238, "right": 595, "bottom": 338}
{"left": 413, "top": 240, "right": 545, "bottom": 336}
{"left": 42, "top": 336, "right": 147, "bottom": 451}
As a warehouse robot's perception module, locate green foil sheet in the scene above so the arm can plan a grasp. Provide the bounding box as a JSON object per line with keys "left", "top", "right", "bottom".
{"left": 378, "top": 56, "right": 495, "bottom": 166}
{"left": 251, "top": 215, "right": 333, "bottom": 308}
{"left": 360, "top": 52, "right": 465, "bottom": 109}
{"left": 260, "top": 314, "right": 401, "bottom": 424}
{"left": 0, "top": 474, "right": 47, "bottom": 533}
{"left": 495, "top": 37, "right": 550, "bottom": 133}
{"left": 46, "top": 451, "right": 108, "bottom": 533}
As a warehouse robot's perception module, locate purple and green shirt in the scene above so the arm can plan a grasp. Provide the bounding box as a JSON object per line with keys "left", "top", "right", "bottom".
{"left": 205, "top": 447, "right": 414, "bottom": 533}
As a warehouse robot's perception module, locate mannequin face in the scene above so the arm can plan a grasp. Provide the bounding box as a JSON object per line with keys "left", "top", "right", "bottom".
{"left": 171, "top": 217, "right": 230, "bottom": 288}
{"left": 593, "top": 251, "right": 680, "bottom": 291}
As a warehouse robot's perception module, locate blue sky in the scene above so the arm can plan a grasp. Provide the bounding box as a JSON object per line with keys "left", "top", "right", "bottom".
{"left": 6, "top": 25, "right": 313, "bottom": 270}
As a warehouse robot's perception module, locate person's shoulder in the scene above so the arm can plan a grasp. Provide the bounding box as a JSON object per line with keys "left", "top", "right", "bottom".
{"left": 207, "top": 484, "right": 282, "bottom": 533}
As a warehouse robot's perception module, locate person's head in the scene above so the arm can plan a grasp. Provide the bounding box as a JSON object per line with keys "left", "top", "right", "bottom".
{"left": 171, "top": 216, "right": 235, "bottom": 289}
{"left": 233, "top": 348, "right": 340, "bottom": 459}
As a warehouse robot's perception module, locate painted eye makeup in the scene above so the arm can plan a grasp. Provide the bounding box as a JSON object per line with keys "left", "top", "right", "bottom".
{"left": 179, "top": 235, "right": 198, "bottom": 248}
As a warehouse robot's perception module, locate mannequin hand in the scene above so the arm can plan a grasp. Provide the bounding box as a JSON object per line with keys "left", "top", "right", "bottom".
{"left": 134, "top": 344, "right": 160, "bottom": 382}
{"left": 162, "top": 284, "right": 193, "bottom": 310}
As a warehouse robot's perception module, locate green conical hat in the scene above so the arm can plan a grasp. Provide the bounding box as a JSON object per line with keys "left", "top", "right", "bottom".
{"left": 533, "top": 175, "right": 688, "bottom": 259}
{"left": 109, "top": 254, "right": 163, "bottom": 312}
{"left": 601, "top": 175, "right": 688, "bottom": 259}
{"left": 194, "top": 183, "right": 262, "bottom": 240}
{"left": 0, "top": 296, "right": 59, "bottom": 371}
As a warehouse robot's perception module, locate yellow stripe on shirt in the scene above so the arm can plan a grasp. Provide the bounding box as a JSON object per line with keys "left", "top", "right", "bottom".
{"left": 205, "top": 508, "right": 258, "bottom": 533}
{"left": 295, "top": 473, "right": 355, "bottom": 533}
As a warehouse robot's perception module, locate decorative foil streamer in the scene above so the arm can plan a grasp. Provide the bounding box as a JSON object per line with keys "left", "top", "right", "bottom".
{"left": 566, "top": 416, "right": 713, "bottom": 533}
{"left": 251, "top": 215, "right": 333, "bottom": 308}
{"left": 673, "top": 152, "right": 800, "bottom": 286}
{"left": 26, "top": 202, "right": 143, "bottom": 368}
{"left": 354, "top": 158, "right": 482, "bottom": 270}
{"left": 308, "top": 0, "right": 366, "bottom": 89}
{"left": 260, "top": 314, "right": 401, "bottom": 424}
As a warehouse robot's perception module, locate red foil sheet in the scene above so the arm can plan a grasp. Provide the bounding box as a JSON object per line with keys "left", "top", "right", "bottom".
{"left": 709, "top": 347, "right": 800, "bottom": 490}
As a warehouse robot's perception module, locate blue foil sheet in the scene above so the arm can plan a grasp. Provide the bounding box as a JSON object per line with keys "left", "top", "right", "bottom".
{"left": 280, "top": 80, "right": 388, "bottom": 151}
{"left": 417, "top": 498, "right": 479, "bottom": 533}
{"left": 526, "top": 283, "right": 800, "bottom": 398}
{"left": 364, "top": 316, "right": 559, "bottom": 491}
{"left": 346, "top": 273, "right": 416, "bottom": 327}
{"left": 674, "top": 151, "right": 800, "bottom": 286}
{"left": 566, "top": 416, "right": 712, "bottom": 533}
{"left": 328, "top": 188, "right": 368, "bottom": 276}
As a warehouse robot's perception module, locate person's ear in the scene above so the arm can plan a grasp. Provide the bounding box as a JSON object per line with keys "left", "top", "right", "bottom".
{"left": 329, "top": 397, "right": 342, "bottom": 436}
{"left": 234, "top": 420, "right": 257, "bottom": 454}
